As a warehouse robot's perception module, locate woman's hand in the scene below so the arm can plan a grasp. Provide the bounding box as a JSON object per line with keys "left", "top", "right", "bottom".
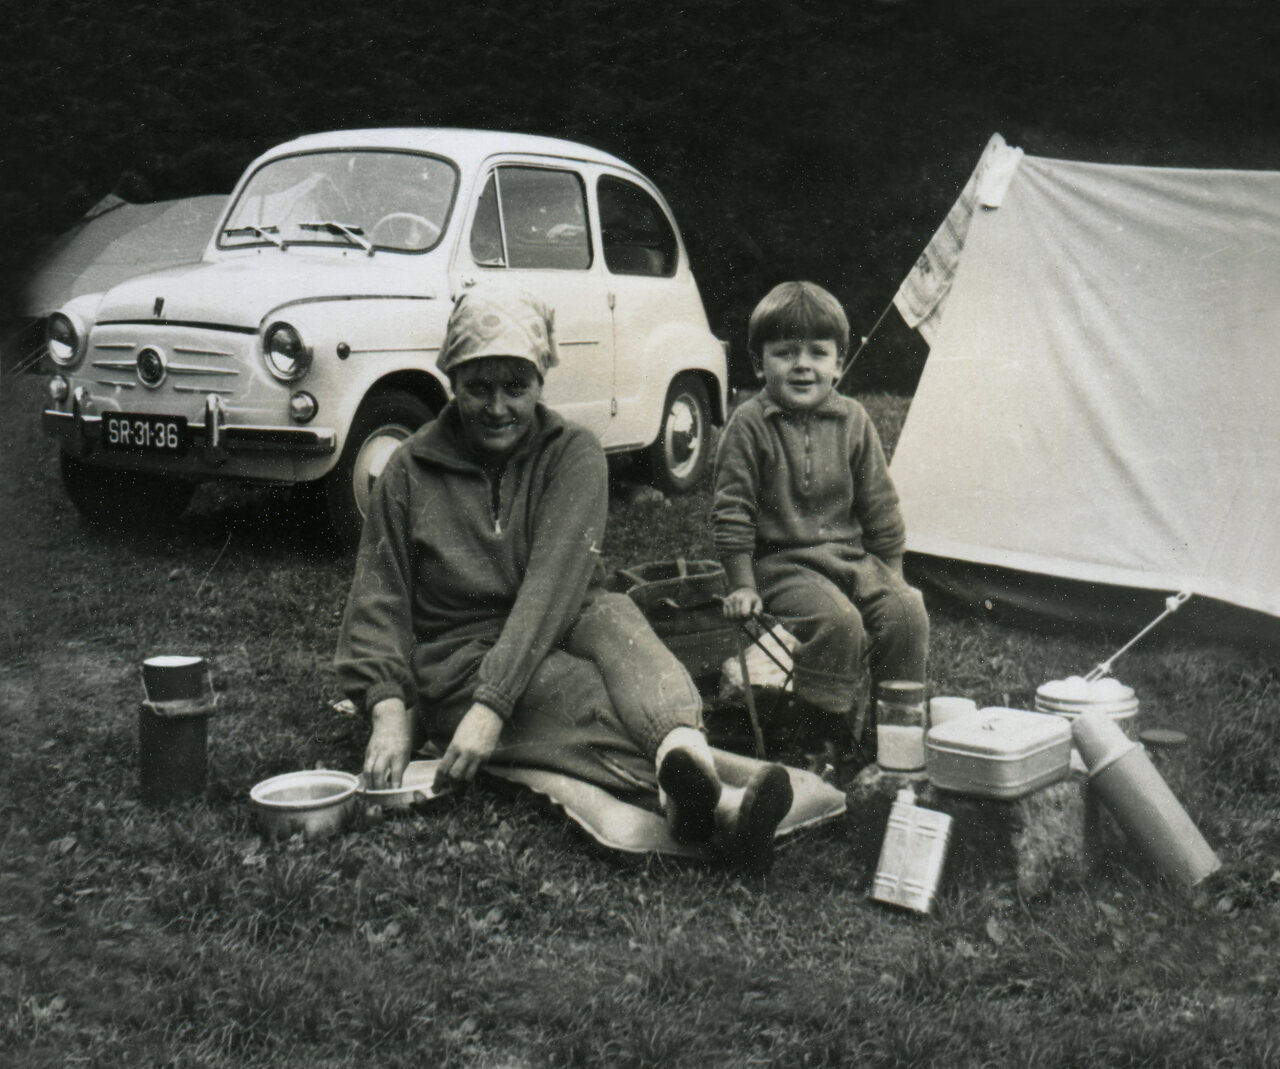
{"left": 722, "top": 586, "right": 763, "bottom": 621}
{"left": 434, "top": 702, "right": 504, "bottom": 789}
{"left": 363, "top": 698, "right": 415, "bottom": 790}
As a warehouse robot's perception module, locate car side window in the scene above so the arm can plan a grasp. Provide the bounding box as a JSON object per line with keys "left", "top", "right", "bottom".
{"left": 598, "top": 177, "right": 678, "bottom": 277}
{"left": 470, "top": 174, "right": 506, "bottom": 266}
{"left": 470, "top": 166, "right": 591, "bottom": 271}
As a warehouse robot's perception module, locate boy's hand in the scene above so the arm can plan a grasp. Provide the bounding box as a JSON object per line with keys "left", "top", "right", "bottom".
{"left": 722, "top": 586, "right": 763, "bottom": 620}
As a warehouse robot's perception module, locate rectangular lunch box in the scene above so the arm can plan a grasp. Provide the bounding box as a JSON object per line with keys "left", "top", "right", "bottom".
{"left": 926, "top": 707, "right": 1072, "bottom": 800}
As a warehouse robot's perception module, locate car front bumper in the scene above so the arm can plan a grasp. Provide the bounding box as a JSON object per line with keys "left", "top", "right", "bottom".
{"left": 44, "top": 389, "right": 336, "bottom": 468}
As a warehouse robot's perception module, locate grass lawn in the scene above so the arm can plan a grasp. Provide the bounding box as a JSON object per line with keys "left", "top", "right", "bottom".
{"left": 2, "top": 374, "right": 1278, "bottom": 1068}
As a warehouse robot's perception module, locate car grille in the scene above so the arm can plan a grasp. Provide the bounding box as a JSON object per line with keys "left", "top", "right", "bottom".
{"left": 86, "top": 324, "right": 250, "bottom": 403}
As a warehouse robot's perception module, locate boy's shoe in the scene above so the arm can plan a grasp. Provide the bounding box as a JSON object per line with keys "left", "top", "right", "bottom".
{"left": 658, "top": 746, "right": 722, "bottom": 844}
{"left": 717, "top": 762, "right": 794, "bottom": 874}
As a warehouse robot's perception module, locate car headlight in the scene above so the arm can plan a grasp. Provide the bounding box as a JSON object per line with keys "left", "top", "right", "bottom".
{"left": 46, "top": 312, "right": 86, "bottom": 368}
{"left": 263, "top": 321, "right": 313, "bottom": 382}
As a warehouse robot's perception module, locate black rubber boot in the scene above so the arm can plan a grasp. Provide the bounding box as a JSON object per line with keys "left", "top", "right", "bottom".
{"left": 658, "top": 747, "right": 722, "bottom": 844}
{"left": 719, "top": 763, "right": 794, "bottom": 874}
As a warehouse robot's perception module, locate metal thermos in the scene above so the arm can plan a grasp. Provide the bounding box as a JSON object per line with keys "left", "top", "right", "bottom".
{"left": 1073, "top": 709, "right": 1219, "bottom": 887}
{"left": 138, "top": 655, "right": 216, "bottom": 806}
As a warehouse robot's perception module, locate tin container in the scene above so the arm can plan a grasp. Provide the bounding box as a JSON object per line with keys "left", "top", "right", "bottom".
{"left": 871, "top": 788, "right": 952, "bottom": 913}
{"left": 928, "top": 696, "right": 978, "bottom": 729}
{"left": 1035, "top": 676, "right": 1140, "bottom": 739}
{"left": 926, "top": 706, "right": 1072, "bottom": 799}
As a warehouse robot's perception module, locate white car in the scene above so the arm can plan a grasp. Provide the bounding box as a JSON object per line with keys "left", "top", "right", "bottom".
{"left": 41, "top": 129, "right": 728, "bottom": 545}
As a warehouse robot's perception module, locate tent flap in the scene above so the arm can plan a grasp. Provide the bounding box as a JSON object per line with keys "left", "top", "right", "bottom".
{"left": 891, "top": 133, "right": 1023, "bottom": 343}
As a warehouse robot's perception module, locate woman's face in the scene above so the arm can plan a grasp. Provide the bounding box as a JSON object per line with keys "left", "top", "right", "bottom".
{"left": 453, "top": 357, "right": 543, "bottom": 463}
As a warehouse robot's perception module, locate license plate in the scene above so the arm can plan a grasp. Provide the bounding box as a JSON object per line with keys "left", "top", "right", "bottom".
{"left": 102, "top": 412, "right": 189, "bottom": 454}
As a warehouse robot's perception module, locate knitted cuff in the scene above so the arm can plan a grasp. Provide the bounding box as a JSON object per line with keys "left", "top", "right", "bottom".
{"left": 364, "top": 681, "right": 407, "bottom": 717}
{"left": 471, "top": 683, "right": 516, "bottom": 721}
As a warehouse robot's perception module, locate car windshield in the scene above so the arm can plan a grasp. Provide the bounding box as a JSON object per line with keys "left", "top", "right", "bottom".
{"left": 220, "top": 150, "right": 457, "bottom": 253}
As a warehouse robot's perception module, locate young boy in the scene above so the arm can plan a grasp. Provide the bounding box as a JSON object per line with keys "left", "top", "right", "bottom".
{"left": 713, "top": 281, "right": 929, "bottom": 743}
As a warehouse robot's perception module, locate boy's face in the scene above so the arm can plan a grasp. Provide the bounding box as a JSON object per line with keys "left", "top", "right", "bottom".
{"left": 758, "top": 337, "right": 842, "bottom": 411}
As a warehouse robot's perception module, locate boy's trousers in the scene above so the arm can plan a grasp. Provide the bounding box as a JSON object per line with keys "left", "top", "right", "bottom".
{"left": 756, "top": 544, "right": 929, "bottom": 715}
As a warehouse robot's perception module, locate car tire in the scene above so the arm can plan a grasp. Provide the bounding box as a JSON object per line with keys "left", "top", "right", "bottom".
{"left": 646, "top": 375, "right": 712, "bottom": 494}
{"left": 60, "top": 453, "right": 198, "bottom": 528}
{"left": 324, "top": 388, "right": 437, "bottom": 550}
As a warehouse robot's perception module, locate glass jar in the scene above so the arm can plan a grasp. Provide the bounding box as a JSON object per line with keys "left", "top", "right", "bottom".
{"left": 876, "top": 680, "right": 927, "bottom": 771}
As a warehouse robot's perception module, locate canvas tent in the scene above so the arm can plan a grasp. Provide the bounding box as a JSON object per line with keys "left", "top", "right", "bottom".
{"left": 889, "top": 135, "right": 1280, "bottom": 646}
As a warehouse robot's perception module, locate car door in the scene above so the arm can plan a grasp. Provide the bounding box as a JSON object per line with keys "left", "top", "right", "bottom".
{"left": 595, "top": 173, "right": 686, "bottom": 445}
{"left": 451, "top": 163, "right": 615, "bottom": 437}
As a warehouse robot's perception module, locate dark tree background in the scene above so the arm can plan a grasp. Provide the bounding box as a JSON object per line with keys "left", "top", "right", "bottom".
{"left": 4, "top": 0, "right": 1278, "bottom": 389}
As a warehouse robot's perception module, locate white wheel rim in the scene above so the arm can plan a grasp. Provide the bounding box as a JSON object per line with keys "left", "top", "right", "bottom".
{"left": 663, "top": 392, "right": 703, "bottom": 481}
{"left": 352, "top": 423, "right": 411, "bottom": 519}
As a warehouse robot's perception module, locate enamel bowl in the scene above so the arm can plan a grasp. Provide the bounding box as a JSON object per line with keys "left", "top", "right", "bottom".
{"left": 249, "top": 769, "right": 359, "bottom": 839}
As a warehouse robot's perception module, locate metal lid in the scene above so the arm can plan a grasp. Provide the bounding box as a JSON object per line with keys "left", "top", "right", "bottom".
{"left": 927, "top": 706, "right": 1071, "bottom": 756}
{"left": 1139, "top": 727, "right": 1188, "bottom": 749}
{"left": 1034, "top": 696, "right": 1140, "bottom": 715}
{"left": 1037, "top": 676, "right": 1135, "bottom": 704}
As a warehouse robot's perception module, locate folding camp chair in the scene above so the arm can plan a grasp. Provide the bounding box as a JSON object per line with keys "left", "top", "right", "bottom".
{"left": 613, "top": 559, "right": 800, "bottom": 759}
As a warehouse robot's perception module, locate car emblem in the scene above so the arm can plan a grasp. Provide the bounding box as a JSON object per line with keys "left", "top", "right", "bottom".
{"left": 153, "top": 296, "right": 165, "bottom": 318}
{"left": 137, "top": 346, "right": 167, "bottom": 388}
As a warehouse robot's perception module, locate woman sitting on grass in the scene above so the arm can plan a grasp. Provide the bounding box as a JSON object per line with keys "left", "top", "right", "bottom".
{"left": 334, "top": 285, "right": 793, "bottom": 868}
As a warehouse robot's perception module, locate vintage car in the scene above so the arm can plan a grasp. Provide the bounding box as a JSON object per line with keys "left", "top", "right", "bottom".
{"left": 41, "top": 128, "right": 728, "bottom": 545}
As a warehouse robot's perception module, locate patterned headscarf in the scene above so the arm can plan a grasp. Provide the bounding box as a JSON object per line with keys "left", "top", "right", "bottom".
{"left": 437, "top": 286, "right": 559, "bottom": 378}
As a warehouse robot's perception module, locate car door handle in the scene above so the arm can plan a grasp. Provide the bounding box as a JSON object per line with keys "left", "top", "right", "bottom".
{"left": 460, "top": 275, "right": 477, "bottom": 288}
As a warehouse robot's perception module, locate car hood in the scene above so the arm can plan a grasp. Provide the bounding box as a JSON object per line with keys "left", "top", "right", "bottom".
{"left": 91, "top": 253, "right": 436, "bottom": 328}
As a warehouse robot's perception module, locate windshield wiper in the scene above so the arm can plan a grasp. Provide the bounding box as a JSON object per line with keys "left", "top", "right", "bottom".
{"left": 299, "top": 221, "right": 374, "bottom": 255}
{"left": 223, "top": 224, "right": 286, "bottom": 249}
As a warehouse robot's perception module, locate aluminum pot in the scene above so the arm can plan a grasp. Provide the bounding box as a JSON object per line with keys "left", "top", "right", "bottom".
{"left": 249, "top": 769, "right": 358, "bottom": 839}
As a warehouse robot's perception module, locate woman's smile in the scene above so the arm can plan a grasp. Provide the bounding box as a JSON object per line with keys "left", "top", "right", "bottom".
{"left": 454, "top": 357, "right": 543, "bottom": 462}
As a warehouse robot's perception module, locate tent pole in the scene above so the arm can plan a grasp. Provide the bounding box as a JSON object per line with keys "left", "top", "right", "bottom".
{"left": 835, "top": 298, "right": 897, "bottom": 395}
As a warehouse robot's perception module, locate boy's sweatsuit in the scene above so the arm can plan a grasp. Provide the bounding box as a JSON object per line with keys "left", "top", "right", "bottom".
{"left": 712, "top": 389, "right": 929, "bottom": 714}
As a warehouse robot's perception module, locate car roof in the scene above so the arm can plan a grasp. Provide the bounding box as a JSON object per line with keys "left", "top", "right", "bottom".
{"left": 258, "top": 128, "right": 634, "bottom": 172}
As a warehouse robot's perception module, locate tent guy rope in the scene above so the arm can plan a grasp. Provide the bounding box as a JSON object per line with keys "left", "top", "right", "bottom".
{"left": 1083, "top": 590, "right": 1192, "bottom": 682}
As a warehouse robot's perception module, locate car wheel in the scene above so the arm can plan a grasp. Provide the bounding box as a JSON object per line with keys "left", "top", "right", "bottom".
{"left": 60, "top": 453, "right": 197, "bottom": 528}
{"left": 324, "top": 388, "right": 437, "bottom": 550}
{"left": 646, "top": 375, "right": 712, "bottom": 493}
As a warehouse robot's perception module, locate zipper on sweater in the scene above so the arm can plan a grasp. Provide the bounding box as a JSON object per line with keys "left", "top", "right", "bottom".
{"left": 488, "top": 470, "right": 503, "bottom": 534}
{"left": 803, "top": 416, "right": 812, "bottom": 488}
